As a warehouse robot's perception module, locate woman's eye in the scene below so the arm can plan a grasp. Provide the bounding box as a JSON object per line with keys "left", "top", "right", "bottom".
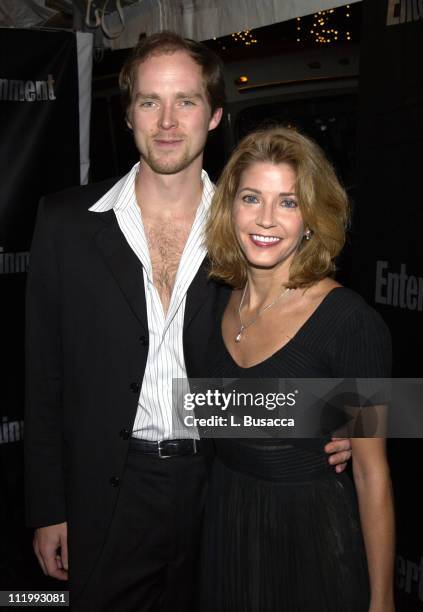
{"left": 281, "top": 198, "right": 297, "bottom": 208}
{"left": 242, "top": 194, "right": 259, "bottom": 204}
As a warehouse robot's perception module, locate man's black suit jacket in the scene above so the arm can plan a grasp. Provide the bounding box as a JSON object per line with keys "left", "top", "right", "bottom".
{"left": 24, "top": 178, "right": 231, "bottom": 598}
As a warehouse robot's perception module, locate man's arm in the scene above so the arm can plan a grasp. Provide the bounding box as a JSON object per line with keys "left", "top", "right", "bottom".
{"left": 25, "top": 199, "right": 68, "bottom": 575}
{"left": 324, "top": 437, "right": 352, "bottom": 472}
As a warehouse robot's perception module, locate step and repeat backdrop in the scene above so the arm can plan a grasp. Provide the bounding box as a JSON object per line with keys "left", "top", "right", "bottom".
{"left": 0, "top": 28, "right": 91, "bottom": 588}
{"left": 353, "top": 1, "right": 423, "bottom": 609}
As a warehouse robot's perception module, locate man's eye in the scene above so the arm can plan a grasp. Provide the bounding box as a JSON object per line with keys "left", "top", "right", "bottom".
{"left": 281, "top": 198, "right": 297, "bottom": 208}
{"left": 242, "top": 195, "right": 259, "bottom": 204}
{"left": 140, "top": 101, "right": 156, "bottom": 108}
{"left": 180, "top": 99, "right": 195, "bottom": 106}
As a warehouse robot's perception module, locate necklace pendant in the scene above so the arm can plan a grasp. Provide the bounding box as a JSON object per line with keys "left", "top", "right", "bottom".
{"left": 235, "top": 326, "right": 245, "bottom": 343}
{"left": 236, "top": 282, "right": 291, "bottom": 346}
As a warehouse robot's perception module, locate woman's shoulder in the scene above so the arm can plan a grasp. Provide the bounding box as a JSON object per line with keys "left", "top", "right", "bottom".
{"left": 322, "top": 285, "right": 392, "bottom": 377}
{"left": 305, "top": 280, "right": 390, "bottom": 341}
{"left": 321, "top": 285, "right": 390, "bottom": 344}
{"left": 310, "top": 279, "right": 376, "bottom": 314}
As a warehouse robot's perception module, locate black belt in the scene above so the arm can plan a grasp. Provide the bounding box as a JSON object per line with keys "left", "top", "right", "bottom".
{"left": 130, "top": 437, "right": 201, "bottom": 458}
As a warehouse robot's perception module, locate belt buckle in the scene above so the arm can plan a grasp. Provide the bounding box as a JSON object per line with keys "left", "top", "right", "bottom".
{"left": 158, "top": 440, "right": 172, "bottom": 459}
{"left": 157, "top": 439, "right": 197, "bottom": 458}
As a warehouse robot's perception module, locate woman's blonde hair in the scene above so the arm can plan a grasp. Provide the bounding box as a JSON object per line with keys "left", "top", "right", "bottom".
{"left": 206, "top": 126, "right": 349, "bottom": 288}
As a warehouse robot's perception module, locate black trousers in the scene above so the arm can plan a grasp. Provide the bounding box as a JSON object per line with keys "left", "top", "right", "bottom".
{"left": 71, "top": 445, "right": 208, "bottom": 612}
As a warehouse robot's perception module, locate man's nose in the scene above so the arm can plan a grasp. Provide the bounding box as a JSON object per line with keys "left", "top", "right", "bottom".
{"left": 158, "top": 103, "right": 177, "bottom": 130}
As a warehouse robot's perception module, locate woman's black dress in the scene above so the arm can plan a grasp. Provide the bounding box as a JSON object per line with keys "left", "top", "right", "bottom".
{"left": 200, "top": 287, "right": 391, "bottom": 612}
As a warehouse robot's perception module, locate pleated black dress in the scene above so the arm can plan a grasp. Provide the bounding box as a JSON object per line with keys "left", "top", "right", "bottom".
{"left": 200, "top": 287, "right": 392, "bottom": 612}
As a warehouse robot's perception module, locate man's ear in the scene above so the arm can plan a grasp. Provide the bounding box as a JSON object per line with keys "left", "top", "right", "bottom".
{"left": 208, "top": 107, "right": 223, "bottom": 132}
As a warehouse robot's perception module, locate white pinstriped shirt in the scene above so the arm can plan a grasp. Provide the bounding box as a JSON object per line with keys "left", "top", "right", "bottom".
{"left": 89, "top": 162, "right": 214, "bottom": 441}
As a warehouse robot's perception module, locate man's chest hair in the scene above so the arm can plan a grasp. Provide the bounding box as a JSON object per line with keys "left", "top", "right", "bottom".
{"left": 144, "top": 219, "right": 192, "bottom": 298}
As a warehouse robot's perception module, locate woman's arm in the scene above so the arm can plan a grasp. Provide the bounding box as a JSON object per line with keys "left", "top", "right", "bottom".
{"left": 351, "top": 437, "right": 395, "bottom": 612}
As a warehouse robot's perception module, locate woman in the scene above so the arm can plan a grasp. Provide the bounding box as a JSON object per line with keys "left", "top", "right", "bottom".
{"left": 201, "top": 127, "right": 395, "bottom": 612}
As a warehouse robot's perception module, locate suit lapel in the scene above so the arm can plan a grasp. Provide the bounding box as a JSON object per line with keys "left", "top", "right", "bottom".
{"left": 94, "top": 210, "right": 148, "bottom": 333}
{"left": 184, "top": 257, "right": 212, "bottom": 332}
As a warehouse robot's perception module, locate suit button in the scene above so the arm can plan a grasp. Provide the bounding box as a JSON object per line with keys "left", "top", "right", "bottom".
{"left": 130, "top": 382, "right": 140, "bottom": 393}
{"left": 110, "top": 476, "right": 120, "bottom": 487}
{"left": 119, "top": 428, "right": 130, "bottom": 440}
{"left": 139, "top": 335, "right": 148, "bottom": 346}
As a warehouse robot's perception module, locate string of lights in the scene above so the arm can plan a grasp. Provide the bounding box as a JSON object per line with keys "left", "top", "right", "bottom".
{"left": 230, "top": 29, "right": 258, "bottom": 46}
{"left": 209, "top": 3, "right": 359, "bottom": 55}
{"left": 296, "top": 5, "right": 352, "bottom": 45}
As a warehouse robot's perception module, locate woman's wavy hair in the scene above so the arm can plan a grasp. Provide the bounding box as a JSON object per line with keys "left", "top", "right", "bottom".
{"left": 206, "top": 126, "right": 349, "bottom": 289}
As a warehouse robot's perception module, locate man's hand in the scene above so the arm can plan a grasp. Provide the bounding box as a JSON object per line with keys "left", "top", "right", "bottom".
{"left": 324, "top": 437, "right": 352, "bottom": 473}
{"left": 33, "top": 522, "right": 68, "bottom": 580}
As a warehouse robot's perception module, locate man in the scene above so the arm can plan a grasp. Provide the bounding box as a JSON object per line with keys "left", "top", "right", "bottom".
{"left": 25, "top": 31, "right": 351, "bottom": 611}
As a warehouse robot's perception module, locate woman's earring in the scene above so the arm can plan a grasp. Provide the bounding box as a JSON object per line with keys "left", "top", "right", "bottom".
{"left": 305, "top": 229, "right": 311, "bottom": 240}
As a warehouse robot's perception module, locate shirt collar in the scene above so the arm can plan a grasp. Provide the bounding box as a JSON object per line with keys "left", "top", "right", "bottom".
{"left": 89, "top": 162, "right": 215, "bottom": 214}
{"left": 88, "top": 163, "right": 139, "bottom": 213}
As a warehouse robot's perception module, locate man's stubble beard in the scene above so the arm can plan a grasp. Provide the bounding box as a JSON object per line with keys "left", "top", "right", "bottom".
{"left": 140, "top": 138, "right": 205, "bottom": 175}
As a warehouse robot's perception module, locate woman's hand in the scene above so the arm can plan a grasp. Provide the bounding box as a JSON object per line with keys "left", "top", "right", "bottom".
{"left": 324, "top": 436, "right": 352, "bottom": 472}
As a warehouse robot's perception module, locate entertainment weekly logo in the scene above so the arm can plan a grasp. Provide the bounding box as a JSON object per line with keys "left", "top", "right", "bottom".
{"left": 375, "top": 261, "right": 423, "bottom": 312}
{"left": 396, "top": 554, "right": 423, "bottom": 603}
{"left": 0, "top": 247, "right": 29, "bottom": 275}
{"left": 0, "top": 416, "right": 24, "bottom": 444}
{"left": 386, "top": 0, "right": 423, "bottom": 25}
{"left": 0, "top": 74, "right": 56, "bottom": 102}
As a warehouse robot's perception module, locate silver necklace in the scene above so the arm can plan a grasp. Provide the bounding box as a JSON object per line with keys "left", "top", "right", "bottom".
{"left": 235, "top": 282, "right": 291, "bottom": 343}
